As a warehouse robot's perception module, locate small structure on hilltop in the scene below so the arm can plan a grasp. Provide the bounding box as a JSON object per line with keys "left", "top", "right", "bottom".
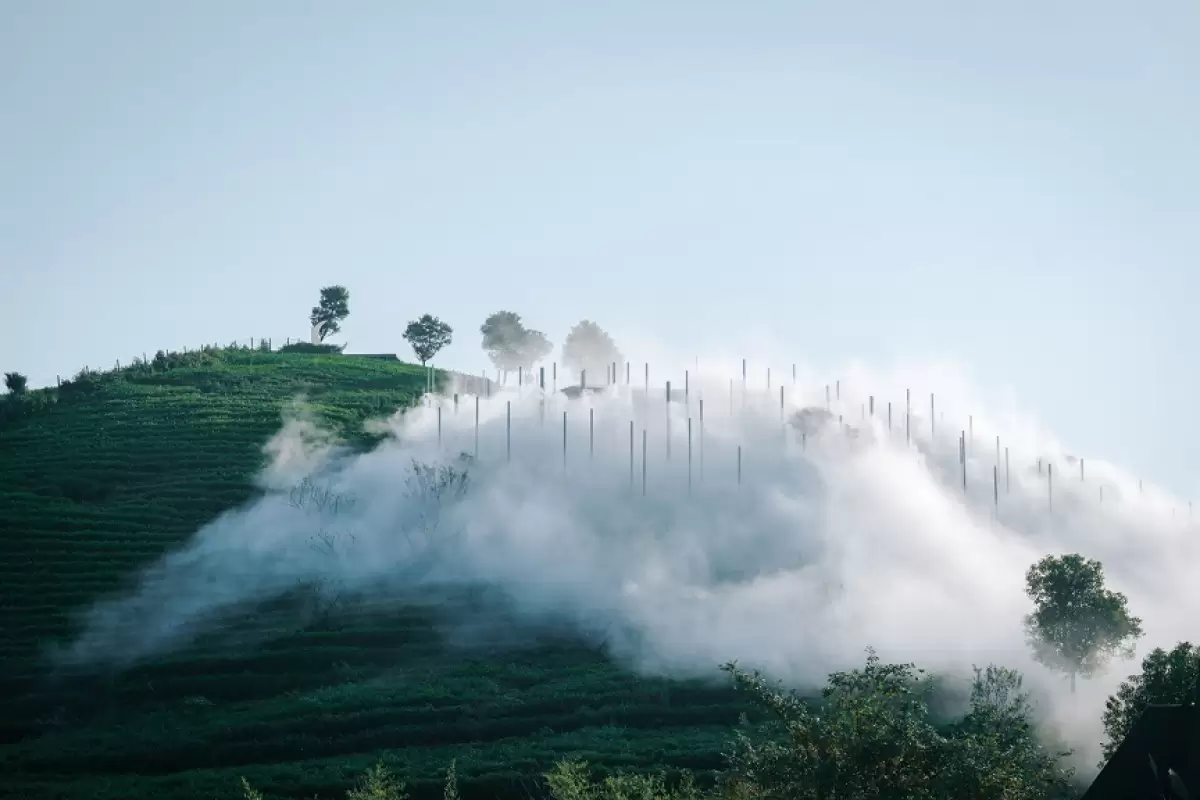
{"left": 1083, "top": 661, "right": 1199, "bottom": 799}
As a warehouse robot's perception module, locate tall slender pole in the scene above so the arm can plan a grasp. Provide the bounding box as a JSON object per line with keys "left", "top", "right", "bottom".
{"left": 767, "top": 367, "right": 771, "bottom": 391}
{"left": 589, "top": 407, "right": 594, "bottom": 460}
{"left": 792, "top": 363, "right": 796, "bottom": 384}
{"left": 869, "top": 396, "right": 874, "bottom": 417}
{"left": 836, "top": 380, "right": 840, "bottom": 400}
{"left": 699, "top": 398, "right": 705, "bottom": 481}
{"left": 437, "top": 405, "right": 442, "bottom": 446}
{"left": 666, "top": 380, "right": 672, "bottom": 461}
{"left": 685, "top": 370, "right": 689, "bottom": 407}
{"left": 826, "top": 384, "right": 830, "bottom": 409}
{"left": 629, "top": 420, "right": 634, "bottom": 488}
{"left": 644, "top": 362, "right": 649, "bottom": 394}
{"left": 626, "top": 362, "right": 630, "bottom": 385}
{"left": 1048, "top": 463, "right": 1053, "bottom": 512}
{"left": 994, "top": 466, "right": 998, "bottom": 510}
{"left": 687, "top": 417, "right": 693, "bottom": 495}
{"left": 1081, "top": 458, "right": 1085, "bottom": 481}
{"left": 780, "top": 385, "right": 784, "bottom": 421}
{"left": 553, "top": 362, "right": 557, "bottom": 393}
{"left": 642, "top": 429, "right": 647, "bottom": 497}
{"left": 887, "top": 401, "right": 892, "bottom": 432}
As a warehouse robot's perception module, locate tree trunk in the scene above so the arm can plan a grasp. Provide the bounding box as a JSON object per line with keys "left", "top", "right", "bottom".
{"left": 1070, "top": 671, "right": 1076, "bottom": 694}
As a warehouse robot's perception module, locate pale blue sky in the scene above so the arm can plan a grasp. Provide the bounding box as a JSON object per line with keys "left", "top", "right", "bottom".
{"left": 1, "top": 1, "right": 1197, "bottom": 494}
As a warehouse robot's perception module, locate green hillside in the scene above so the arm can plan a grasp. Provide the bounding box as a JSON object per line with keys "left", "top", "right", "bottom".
{"left": 0, "top": 347, "right": 744, "bottom": 800}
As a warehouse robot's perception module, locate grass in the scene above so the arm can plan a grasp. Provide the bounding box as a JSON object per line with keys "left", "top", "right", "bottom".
{"left": 0, "top": 346, "right": 749, "bottom": 799}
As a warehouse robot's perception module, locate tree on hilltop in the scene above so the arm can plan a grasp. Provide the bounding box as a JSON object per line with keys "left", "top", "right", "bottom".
{"left": 561, "top": 320, "right": 622, "bottom": 384}
{"left": 403, "top": 314, "right": 453, "bottom": 365}
{"left": 480, "top": 311, "right": 552, "bottom": 383}
{"left": 310, "top": 285, "right": 350, "bottom": 343}
{"left": 1100, "top": 640, "right": 1199, "bottom": 765}
{"left": 1024, "top": 553, "right": 1143, "bottom": 693}
{"left": 4, "top": 372, "right": 27, "bottom": 395}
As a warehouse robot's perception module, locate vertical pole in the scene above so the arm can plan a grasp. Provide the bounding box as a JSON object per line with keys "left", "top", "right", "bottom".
{"left": 780, "top": 385, "right": 784, "bottom": 421}
{"left": 1048, "top": 463, "right": 1053, "bottom": 512}
{"left": 474, "top": 396, "right": 479, "bottom": 458}
{"left": 553, "top": 362, "right": 557, "bottom": 393}
{"left": 737, "top": 445, "right": 742, "bottom": 487}
{"left": 629, "top": 420, "right": 634, "bottom": 488}
{"left": 836, "top": 380, "right": 840, "bottom": 400}
{"left": 767, "top": 367, "right": 771, "bottom": 391}
{"left": 642, "top": 428, "right": 647, "bottom": 497}
{"left": 437, "top": 405, "right": 442, "bottom": 446}
{"left": 687, "top": 417, "right": 693, "bottom": 495}
{"left": 454, "top": 393, "right": 459, "bottom": 415}
{"left": 506, "top": 401, "right": 512, "bottom": 462}
{"left": 589, "top": 408, "right": 594, "bottom": 460}
{"left": 1100, "top": 485, "right": 1104, "bottom": 505}
{"left": 685, "top": 370, "right": 690, "bottom": 407}
{"left": 995, "top": 435, "right": 1000, "bottom": 468}
{"left": 626, "top": 362, "right": 630, "bottom": 385}
{"left": 540, "top": 366, "right": 545, "bottom": 390}
{"left": 792, "top": 363, "right": 796, "bottom": 385}
{"left": 826, "top": 384, "right": 830, "bottom": 408}
{"left": 994, "top": 465, "right": 998, "bottom": 510}
{"left": 699, "top": 398, "right": 705, "bottom": 481}
{"left": 645, "top": 362, "right": 649, "bottom": 394}
{"left": 906, "top": 389, "right": 910, "bottom": 444}
{"left": 1081, "top": 458, "right": 1084, "bottom": 481}
{"left": 869, "top": 396, "right": 874, "bottom": 417}
{"left": 581, "top": 369, "right": 587, "bottom": 390}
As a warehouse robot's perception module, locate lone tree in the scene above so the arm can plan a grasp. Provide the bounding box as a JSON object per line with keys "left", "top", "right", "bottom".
{"left": 480, "top": 311, "right": 552, "bottom": 384}
{"left": 561, "top": 320, "right": 622, "bottom": 384}
{"left": 1024, "top": 553, "right": 1143, "bottom": 693}
{"left": 403, "top": 314, "right": 453, "bottom": 365}
{"left": 1100, "top": 640, "right": 1200, "bottom": 764}
{"left": 4, "top": 372, "right": 28, "bottom": 396}
{"left": 310, "top": 285, "right": 350, "bottom": 343}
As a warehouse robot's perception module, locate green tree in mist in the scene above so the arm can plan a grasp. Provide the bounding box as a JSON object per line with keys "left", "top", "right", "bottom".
{"left": 1100, "top": 640, "right": 1199, "bottom": 764}
{"left": 480, "top": 310, "right": 552, "bottom": 383}
{"left": 402, "top": 314, "right": 453, "bottom": 365}
{"left": 720, "top": 650, "right": 1074, "bottom": 799}
{"left": 561, "top": 320, "right": 622, "bottom": 384}
{"left": 3, "top": 371, "right": 27, "bottom": 395}
{"left": 1024, "top": 553, "right": 1143, "bottom": 694}
{"left": 311, "top": 285, "right": 350, "bottom": 342}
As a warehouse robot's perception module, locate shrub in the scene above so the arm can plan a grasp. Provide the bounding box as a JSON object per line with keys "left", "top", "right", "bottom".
{"left": 4, "top": 371, "right": 27, "bottom": 395}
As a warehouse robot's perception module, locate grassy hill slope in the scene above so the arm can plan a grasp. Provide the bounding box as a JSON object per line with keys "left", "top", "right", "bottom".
{"left": 0, "top": 347, "right": 744, "bottom": 800}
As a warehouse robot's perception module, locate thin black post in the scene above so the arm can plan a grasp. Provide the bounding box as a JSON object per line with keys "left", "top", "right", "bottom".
{"left": 887, "top": 401, "right": 892, "bottom": 431}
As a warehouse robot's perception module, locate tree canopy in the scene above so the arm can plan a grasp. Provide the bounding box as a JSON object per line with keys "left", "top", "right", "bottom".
{"left": 402, "top": 314, "right": 453, "bottom": 365}
{"left": 310, "top": 285, "right": 350, "bottom": 342}
{"left": 1024, "top": 554, "right": 1143, "bottom": 693}
{"left": 561, "top": 320, "right": 622, "bottom": 384}
{"left": 3, "top": 372, "right": 27, "bottom": 395}
{"left": 479, "top": 310, "right": 552, "bottom": 381}
{"left": 1100, "top": 640, "right": 1199, "bottom": 764}
{"left": 720, "top": 650, "right": 1074, "bottom": 800}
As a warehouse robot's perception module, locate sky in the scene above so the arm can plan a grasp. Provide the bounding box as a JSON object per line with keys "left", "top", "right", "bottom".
{"left": 1, "top": 0, "right": 1198, "bottom": 495}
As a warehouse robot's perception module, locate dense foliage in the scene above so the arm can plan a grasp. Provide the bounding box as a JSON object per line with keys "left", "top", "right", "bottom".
{"left": 479, "top": 310, "right": 552, "bottom": 382}
{"left": 312, "top": 285, "right": 351, "bottom": 342}
{"left": 1024, "top": 554, "right": 1143, "bottom": 693}
{"left": 1100, "top": 641, "right": 1200, "bottom": 763}
{"left": 403, "top": 314, "right": 454, "bottom": 365}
